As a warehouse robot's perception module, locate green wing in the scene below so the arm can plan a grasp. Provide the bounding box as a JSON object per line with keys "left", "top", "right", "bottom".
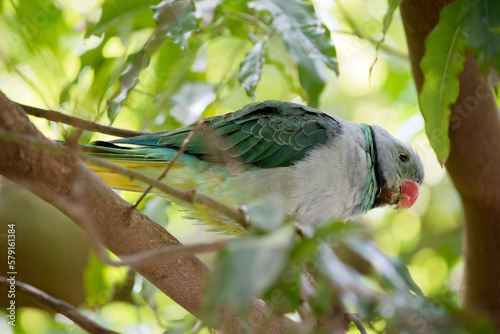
{"left": 111, "top": 100, "right": 343, "bottom": 168}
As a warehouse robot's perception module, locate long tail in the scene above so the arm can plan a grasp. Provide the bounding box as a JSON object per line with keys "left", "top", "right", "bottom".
{"left": 81, "top": 141, "right": 170, "bottom": 191}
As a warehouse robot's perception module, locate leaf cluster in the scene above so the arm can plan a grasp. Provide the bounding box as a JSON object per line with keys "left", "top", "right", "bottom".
{"left": 420, "top": 0, "right": 500, "bottom": 163}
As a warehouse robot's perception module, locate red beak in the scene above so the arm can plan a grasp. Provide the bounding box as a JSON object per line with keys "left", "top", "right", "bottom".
{"left": 397, "top": 180, "right": 420, "bottom": 209}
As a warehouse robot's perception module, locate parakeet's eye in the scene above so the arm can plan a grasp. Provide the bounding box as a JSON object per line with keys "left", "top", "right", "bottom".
{"left": 399, "top": 152, "right": 409, "bottom": 163}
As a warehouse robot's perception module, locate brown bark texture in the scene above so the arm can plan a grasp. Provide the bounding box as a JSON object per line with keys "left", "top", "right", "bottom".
{"left": 0, "top": 91, "right": 304, "bottom": 333}
{"left": 400, "top": 0, "right": 500, "bottom": 327}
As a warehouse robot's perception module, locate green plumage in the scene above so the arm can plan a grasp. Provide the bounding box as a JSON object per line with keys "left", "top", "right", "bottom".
{"left": 360, "top": 124, "right": 378, "bottom": 214}
{"left": 110, "top": 100, "right": 342, "bottom": 168}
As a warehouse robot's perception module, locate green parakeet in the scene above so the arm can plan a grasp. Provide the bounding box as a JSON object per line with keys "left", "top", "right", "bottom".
{"left": 85, "top": 100, "right": 424, "bottom": 233}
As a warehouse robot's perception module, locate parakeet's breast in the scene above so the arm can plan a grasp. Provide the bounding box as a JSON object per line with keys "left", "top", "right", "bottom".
{"left": 281, "top": 121, "right": 372, "bottom": 223}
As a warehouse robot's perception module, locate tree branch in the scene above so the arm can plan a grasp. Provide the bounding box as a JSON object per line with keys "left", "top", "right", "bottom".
{"left": 19, "top": 103, "right": 147, "bottom": 138}
{"left": 0, "top": 276, "right": 118, "bottom": 334}
{"left": 0, "top": 91, "right": 306, "bottom": 333}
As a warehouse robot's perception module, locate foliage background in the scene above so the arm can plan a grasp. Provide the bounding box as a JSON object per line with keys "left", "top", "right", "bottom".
{"left": 0, "top": 0, "right": 489, "bottom": 333}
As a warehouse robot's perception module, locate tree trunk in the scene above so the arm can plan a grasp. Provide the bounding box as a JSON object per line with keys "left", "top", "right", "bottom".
{"left": 400, "top": 0, "right": 500, "bottom": 328}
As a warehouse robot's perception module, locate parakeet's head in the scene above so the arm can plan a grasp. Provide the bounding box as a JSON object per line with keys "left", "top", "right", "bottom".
{"left": 371, "top": 126, "right": 424, "bottom": 210}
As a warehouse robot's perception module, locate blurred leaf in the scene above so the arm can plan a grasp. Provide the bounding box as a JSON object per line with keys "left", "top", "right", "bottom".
{"left": 84, "top": 253, "right": 113, "bottom": 308}
{"left": 313, "top": 244, "right": 368, "bottom": 313}
{"left": 284, "top": 37, "right": 325, "bottom": 107}
{"left": 419, "top": 0, "right": 466, "bottom": 164}
{"left": 132, "top": 273, "right": 160, "bottom": 304}
{"left": 344, "top": 238, "right": 423, "bottom": 296}
{"left": 238, "top": 40, "right": 267, "bottom": 99}
{"left": 107, "top": 50, "right": 151, "bottom": 121}
{"left": 218, "top": 0, "right": 249, "bottom": 12}
{"left": 246, "top": 195, "right": 285, "bottom": 233}
{"left": 142, "top": 197, "right": 170, "bottom": 227}
{"left": 152, "top": 0, "right": 199, "bottom": 50}
{"left": 107, "top": 0, "right": 198, "bottom": 121}
{"left": 16, "top": 0, "right": 67, "bottom": 51}
{"left": 170, "top": 81, "right": 216, "bottom": 124}
{"left": 249, "top": 0, "right": 338, "bottom": 106}
{"left": 249, "top": 0, "right": 338, "bottom": 72}
{"left": 315, "top": 243, "right": 366, "bottom": 293}
{"left": 85, "top": 253, "right": 130, "bottom": 308}
{"left": 462, "top": 0, "right": 500, "bottom": 72}
{"left": 204, "top": 225, "right": 295, "bottom": 318}
{"left": 382, "top": 0, "right": 403, "bottom": 33}
{"left": 370, "top": 0, "right": 403, "bottom": 77}
{"left": 87, "top": 0, "right": 161, "bottom": 36}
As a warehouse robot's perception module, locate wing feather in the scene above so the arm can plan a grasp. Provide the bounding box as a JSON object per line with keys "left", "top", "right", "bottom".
{"left": 108, "top": 100, "right": 343, "bottom": 168}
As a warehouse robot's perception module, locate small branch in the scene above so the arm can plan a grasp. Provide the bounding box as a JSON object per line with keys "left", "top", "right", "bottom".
{"left": 114, "top": 239, "right": 230, "bottom": 266}
{"left": 345, "top": 313, "right": 367, "bottom": 334}
{"left": 83, "top": 154, "right": 250, "bottom": 225}
{"left": 0, "top": 276, "right": 118, "bottom": 334}
{"left": 19, "top": 103, "right": 147, "bottom": 138}
{"left": 132, "top": 119, "right": 204, "bottom": 209}
{"left": 334, "top": 1, "right": 408, "bottom": 60}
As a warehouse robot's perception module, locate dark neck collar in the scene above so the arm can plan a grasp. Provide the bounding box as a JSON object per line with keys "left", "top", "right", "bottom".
{"left": 369, "top": 126, "right": 384, "bottom": 207}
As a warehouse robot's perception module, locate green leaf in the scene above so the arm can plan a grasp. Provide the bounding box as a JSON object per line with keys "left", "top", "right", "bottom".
{"left": 142, "top": 197, "right": 170, "bottom": 227}
{"left": 284, "top": 36, "right": 325, "bottom": 108}
{"left": 87, "top": 0, "right": 161, "bottom": 36}
{"left": 238, "top": 40, "right": 267, "bottom": 99}
{"left": 249, "top": 0, "right": 338, "bottom": 105}
{"left": 204, "top": 226, "right": 295, "bottom": 318}
{"left": 152, "top": 0, "right": 199, "bottom": 50}
{"left": 370, "top": 0, "right": 403, "bottom": 77}
{"left": 382, "top": 0, "right": 403, "bottom": 32}
{"left": 84, "top": 253, "right": 129, "bottom": 307}
{"left": 107, "top": 50, "right": 152, "bottom": 121}
{"left": 84, "top": 253, "right": 110, "bottom": 308}
{"left": 462, "top": 0, "right": 500, "bottom": 72}
{"left": 107, "top": 0, "right": 198, "bottom": 121}
{"left": 344, "top": 238, "right": 423, "bottom": 296}
{"left": 246, "top": 195, "right": 285, "bottom": 233}
{"left": 419, "top": 0, "right": 466, "bottom": 164}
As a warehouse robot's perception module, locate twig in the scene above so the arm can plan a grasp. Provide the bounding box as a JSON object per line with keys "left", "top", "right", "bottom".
{"left": 0, "top": 129, "right": 250, "bottom": 226}
{"left": 0, "top": 276, "right": 119, "bottom": 334}
{"left": 345, "top": 313, "right": 367, "bottom": 334}
{"left": 334, "top": 1, "right": 408, "bottom": 60}
{"left": 101, "top": 239, "right": 229, "bottom": 267}
{"left": 19, "top": 103, "right": 147, "bottom": 138}
{"left": 47, "top": 161, "right": 231, "bottom": 267}
{"left": 83, "top": 154, "right": 249, "bottom": 225}
{"left": 131, "top": 119, "right": 204, "bottom": 209}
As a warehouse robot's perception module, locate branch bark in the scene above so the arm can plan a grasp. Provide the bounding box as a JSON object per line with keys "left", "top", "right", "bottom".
{"left": 400, "top": 0, "right": 500, "bottom": 327}
{"left": 0, "top": 91, "right": 306, "bottom": 333}
{"left": 0, "top": 276, "right": 118, "bottom": 334}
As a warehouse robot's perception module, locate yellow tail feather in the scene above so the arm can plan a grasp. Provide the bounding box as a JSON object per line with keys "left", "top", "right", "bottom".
{"left": 87, "top": 161, "right": 169, "bottom": 192}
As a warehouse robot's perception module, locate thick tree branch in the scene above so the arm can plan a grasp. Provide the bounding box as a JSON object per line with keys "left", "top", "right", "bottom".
{"left": 0, "top": 276, "right": 118, "bottom": 334}
{"left": 0, "top": 91, "right": 306, "bottom": 333}
{"left": 400, "top": 0, "right": 500, "bottom": 327}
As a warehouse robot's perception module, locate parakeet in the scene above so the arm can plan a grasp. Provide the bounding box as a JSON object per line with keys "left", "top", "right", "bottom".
{"left": 85, "top": 100, "right": 424, "bottom": 233}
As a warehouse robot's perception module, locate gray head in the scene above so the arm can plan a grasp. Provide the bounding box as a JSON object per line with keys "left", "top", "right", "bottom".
{"left": 371, "top": 126, "right": 424, "bottom": 209}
